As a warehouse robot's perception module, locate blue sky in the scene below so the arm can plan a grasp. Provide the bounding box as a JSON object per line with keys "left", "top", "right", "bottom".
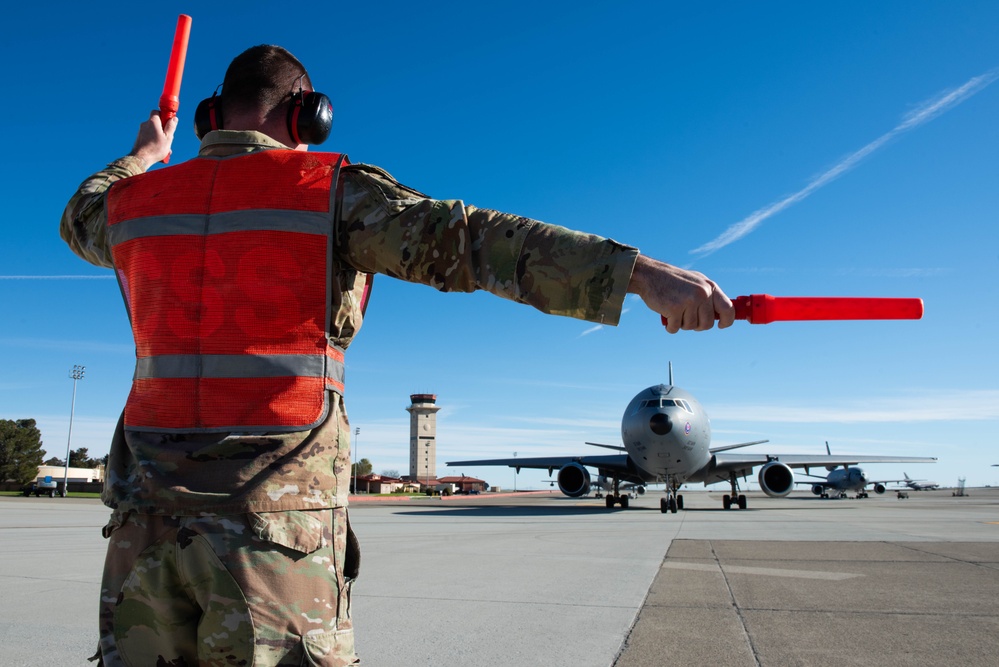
{"left": 2, "top": 1, "right": 997, "bottom": 491}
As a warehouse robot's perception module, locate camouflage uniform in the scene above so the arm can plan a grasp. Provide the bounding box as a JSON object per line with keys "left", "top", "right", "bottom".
{"left": 61, "top": 130, "right": 638, "bottom": 665}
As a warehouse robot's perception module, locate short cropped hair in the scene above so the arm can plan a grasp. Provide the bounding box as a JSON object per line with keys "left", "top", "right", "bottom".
{"left": 222, "top": 45, "right": 313, "bottom": 119}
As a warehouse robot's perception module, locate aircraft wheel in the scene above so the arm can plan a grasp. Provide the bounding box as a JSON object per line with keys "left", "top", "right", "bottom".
{"left": 660, "top": 498, "right": 668, "bottom": 513}
{"left": 722, "top": 494, "right": 732, "bottom": 510}
{"left": 676, "top": 495, "right": 684, "bottom": 510}
{"left": 668, "top": 497, "right": 677, "bottom": 513}
{"left": 737, "top": 494, "right": 747, "bottom": 510}
{"left": 606, "top": 495, "right": 616, "bottom": 509}
{"left": 620, "top": 494, "right": 630, "bottom": 509}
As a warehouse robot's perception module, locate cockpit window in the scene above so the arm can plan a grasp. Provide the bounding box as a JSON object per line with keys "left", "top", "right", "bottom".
{"left": 642, "top": 398, "right": 689, "bottom": 410}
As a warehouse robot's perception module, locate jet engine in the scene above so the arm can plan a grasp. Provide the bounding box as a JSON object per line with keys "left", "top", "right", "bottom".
{"left": 557, "top": 463, "right": 592, "bottom": 498}
{"left": 873, "top": 483, "right": 886, "bottom": 494}
{"left": 811, "top": 484, "right": 824, "bottom": 496}
{"left": 758, "top": 461, "right": 795, "bottom": 497}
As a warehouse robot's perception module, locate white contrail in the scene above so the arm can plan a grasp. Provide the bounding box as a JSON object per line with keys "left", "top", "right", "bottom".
{"left": 691, "top": 68, "right": 999, "bottom": 257}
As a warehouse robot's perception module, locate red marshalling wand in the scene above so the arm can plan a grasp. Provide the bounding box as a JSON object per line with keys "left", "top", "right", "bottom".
{"left": 158, "top": 14, "right": 192, "bottom": 163}
{"left": 661, "top": 295, "right": 924, "bottom": 328}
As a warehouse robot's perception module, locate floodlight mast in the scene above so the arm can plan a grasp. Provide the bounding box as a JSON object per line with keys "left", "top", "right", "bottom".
{"left": 62, "top": 365, "right": 85, "bottom": 497}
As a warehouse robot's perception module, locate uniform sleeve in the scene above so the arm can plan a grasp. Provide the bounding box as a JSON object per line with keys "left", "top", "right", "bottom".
{"left": 60, "top": 156, "right": 148, "bottom": 268}
{"left": 336, "top": 164, "right": 639, "bottom": 325}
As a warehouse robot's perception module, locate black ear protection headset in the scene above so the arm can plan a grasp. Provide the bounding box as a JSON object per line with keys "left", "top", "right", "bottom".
{"left": 194, "top": 76, "right": 334, "bottom": 145}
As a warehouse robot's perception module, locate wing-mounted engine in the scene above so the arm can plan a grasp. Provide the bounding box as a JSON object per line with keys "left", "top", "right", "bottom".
{"left": 811, "top": 484, "right": 824, "bottom": 496}
{"left": 873, "top": 483, "right": 886, "bottom": 494}
{"left": 758, "top": 460, "right": 795, "bottom": 497}
{"left": 557, "top": 462, "right": 592, "bottom": 498}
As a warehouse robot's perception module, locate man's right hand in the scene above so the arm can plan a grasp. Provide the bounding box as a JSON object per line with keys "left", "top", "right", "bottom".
{"left": 627, "top": 255, "right": 735, "bottom": 333}
{"left": 128, "top": 110, "right": 178, "bottom": 171}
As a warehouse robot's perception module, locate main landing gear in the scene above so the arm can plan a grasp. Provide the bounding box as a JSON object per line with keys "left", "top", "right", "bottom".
{"left": 722, "top": 472, "right": 748, "bottom": 510}
{"left": 604, "top": 477, "right": 629, "bottom": 508}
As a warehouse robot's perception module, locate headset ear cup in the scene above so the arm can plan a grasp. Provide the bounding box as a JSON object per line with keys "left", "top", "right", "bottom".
{"left": 194, "top": 95, "right": 223, "bottom": 140}
{"left": 287, "top": 91, "right": 333, "bottom": 145}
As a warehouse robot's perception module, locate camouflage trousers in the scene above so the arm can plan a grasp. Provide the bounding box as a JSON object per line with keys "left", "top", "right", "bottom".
{"left": 94, "top": 507, "right": 360, "bottom": 666}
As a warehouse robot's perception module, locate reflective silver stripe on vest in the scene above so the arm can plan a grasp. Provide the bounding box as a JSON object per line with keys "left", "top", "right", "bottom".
{"left": 107, "top": 209, "right": 333, "bottom": 246}
{"left": 135, "top": 353, "right": 345, "bottom": 387}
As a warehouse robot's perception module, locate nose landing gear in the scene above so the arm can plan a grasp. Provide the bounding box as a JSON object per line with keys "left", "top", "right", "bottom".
{"left": 660, "top": 480, "right": 683, "bottom": 514}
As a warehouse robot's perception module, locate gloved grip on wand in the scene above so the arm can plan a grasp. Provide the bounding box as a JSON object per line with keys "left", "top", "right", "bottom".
{"left": 661, "top": 294, "right": 924, "bottom": 328}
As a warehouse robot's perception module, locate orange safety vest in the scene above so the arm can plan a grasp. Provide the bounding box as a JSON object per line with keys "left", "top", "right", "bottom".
{"left": 106, "top": 149, "right": 350, "bottom": 433}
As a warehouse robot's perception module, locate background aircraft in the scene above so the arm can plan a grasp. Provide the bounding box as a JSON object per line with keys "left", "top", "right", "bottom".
{"left": 900, "top": 473, "right": 940, "bottom": 491}
{"left": 447, "top": 369, "right": 937, "bottom": 514}
{"left": 793, "top": 442, "right": 911, "bottom": 498}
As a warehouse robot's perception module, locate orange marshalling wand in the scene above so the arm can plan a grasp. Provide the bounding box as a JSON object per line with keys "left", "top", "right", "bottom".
{"left": 158, "top": 14, "right": 192, "bottom": 163}
{"left": 661, "top": 295, "right": 924, "bottom": 328}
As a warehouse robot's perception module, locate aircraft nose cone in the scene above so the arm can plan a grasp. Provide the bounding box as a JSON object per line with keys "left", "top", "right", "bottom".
{"left": 649, "top": 413, "right": 672, "bottom": 436}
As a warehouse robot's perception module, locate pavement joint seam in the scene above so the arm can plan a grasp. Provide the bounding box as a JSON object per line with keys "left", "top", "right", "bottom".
{"left": 895, "top": 541, "right": 999, "bottom": 570}
{"left": 711, "top": 540, "right": 763, "bottom": 667}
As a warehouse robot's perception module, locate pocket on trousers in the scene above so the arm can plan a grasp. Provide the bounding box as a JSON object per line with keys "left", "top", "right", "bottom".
{"left": 101, "top": 509, "right": 130, "bottom": 539}
{"left": 301, "top": 628, "right": 358, "bottom": 666}
{"left": 249, "top": 510, "right": 326, "bottom": 555}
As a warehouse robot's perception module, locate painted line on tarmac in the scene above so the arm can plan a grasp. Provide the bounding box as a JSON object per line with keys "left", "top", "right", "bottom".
{"left": 663, "top": 560, "right": 861, "bottom": 581}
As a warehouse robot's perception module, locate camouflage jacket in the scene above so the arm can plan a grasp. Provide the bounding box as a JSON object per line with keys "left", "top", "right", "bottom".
{"left": 61, "top": 130, "right": 638, "bottom": 515}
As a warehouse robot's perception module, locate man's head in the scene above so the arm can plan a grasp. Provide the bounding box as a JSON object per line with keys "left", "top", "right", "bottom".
{"left": 221, "top": 45, "right": 311, "bottom": 123}
{"left": 194, "top": 45, "right": 332, "bottom": 148}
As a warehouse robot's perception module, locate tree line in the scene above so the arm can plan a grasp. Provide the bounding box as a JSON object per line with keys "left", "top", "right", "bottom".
{"left": 0, "top": 418, "right": 106, "bottom": 485}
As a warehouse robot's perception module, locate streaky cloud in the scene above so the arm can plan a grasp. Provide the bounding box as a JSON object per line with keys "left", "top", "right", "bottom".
{"left": 711, "top": 389, "right": 999, "bottom": 424}
{"left": 691, "top": 68, "right": 999, "bottom": 257}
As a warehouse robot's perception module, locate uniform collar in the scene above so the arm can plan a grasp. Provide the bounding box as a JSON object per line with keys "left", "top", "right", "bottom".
{"left": 198, "top": 130, "right": 291, "bottom": 156}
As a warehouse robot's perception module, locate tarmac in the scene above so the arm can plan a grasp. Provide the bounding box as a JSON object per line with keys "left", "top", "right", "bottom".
{"left": 1, "top": 487, "right": 997, "bottom": 666}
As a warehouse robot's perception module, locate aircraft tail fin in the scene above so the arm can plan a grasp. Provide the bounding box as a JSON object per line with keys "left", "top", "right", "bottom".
{"left": 668, "top": 361, "right": 673, "bottom": 386}
{"left": 709, "top": 439, "right": 769, "bottom": 454}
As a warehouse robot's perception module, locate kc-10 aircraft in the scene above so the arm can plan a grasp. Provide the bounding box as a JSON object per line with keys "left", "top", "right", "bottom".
{"left": 793, "top": 442, "right": 914, "bottom": 498}
{"left": 446, "top": 368, "right": 937, "bottom": 514}
{"left": 901, "top": 473, "right": 940, "bottom": 491}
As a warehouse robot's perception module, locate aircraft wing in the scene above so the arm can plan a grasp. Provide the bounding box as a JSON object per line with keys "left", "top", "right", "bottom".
{"left": 446, "top": 454, "right": 639, "bottom": 481}
{"left": 704, "top": 453, "right": 937, "bottom": 485}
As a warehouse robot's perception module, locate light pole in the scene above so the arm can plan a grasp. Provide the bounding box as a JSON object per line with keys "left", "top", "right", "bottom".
{"left": 353, "top": 427, "right": 360, "bottom": 493}
{"left": 63, "top": 365, "right": 85, "bottom": 498}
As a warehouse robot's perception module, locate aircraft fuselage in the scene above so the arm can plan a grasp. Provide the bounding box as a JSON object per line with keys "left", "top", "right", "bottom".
{"left": 621, "top": 384, "right": 712, "bottom": 484}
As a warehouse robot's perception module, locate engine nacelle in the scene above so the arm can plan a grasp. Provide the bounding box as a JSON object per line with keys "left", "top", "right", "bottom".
{"left": 873, "top": 483, "right": 886, "bottom": 494}
{"left": 758, "top": 461, "right": 795, "bottom": 497}
{"left": 557, "top": 463, "right": 592, "bottom": 498}
{"left": 811, "top": 484, "right": 824, "bottom": 496}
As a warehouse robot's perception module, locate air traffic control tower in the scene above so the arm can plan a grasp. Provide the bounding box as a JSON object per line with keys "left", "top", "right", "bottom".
{"left": 407, "top": 394, "right": 440, "bottom": 484}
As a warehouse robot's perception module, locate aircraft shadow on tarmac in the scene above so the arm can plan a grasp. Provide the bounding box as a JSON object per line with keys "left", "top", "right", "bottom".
{"left": 392, "top": 505, "right": 653, "bottom": 518}
{"left": 391, "top": 499, "right": 865, "bottom": 518}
